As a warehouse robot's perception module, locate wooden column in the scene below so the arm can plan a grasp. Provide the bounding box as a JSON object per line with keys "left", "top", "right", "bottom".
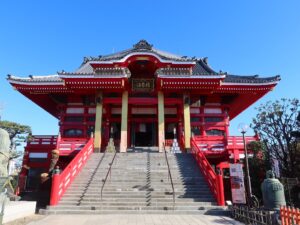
{"left": 158, "top": 91, "right": 165, "bottom": 152}
{"left": 94, "top": 91, "right": 103, "bottom": 152}
{"left": 183, "top": 93, "right": 191, "bottom": 151}
{"left": 120, "top": 91, "right": 128, "bottom": 152}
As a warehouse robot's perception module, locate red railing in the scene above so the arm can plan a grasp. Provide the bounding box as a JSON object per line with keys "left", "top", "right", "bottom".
{"left": 192, "top": 136, "right": 226, "bottom": 155}
{"left": 280, "top": 206, "right": 300, "bottom": 225}
{"left": 27, "top": 135, "right": 57, "bottom": 147}
{"left": 56, "top": 137, "right": 88, "bottom": 156}
{"left": 50, "top": 137, "right": 94, "bottom": 205}
{"left": 191, "top": 139, "right": 225, "bottom": 206}
{"left": 227, "top": 136, "right": 258, "bottom": 150}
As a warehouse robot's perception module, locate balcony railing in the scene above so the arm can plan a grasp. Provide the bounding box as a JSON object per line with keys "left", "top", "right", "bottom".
{"left": 227, "top": 136, "right": 258, "bottom": 150}
{"left": 27, "top": 135, "right": 57, "bottom": 147}
{"left": 56, "top": 138, "right": 88, "bottom": 156}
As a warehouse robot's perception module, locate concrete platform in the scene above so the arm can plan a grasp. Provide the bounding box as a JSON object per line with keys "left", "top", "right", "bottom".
{"left": 27, "top": 214, "right": 243, "bottom": 225}
{"left": 3, "top": 201, "right": 36, "bottom": 224}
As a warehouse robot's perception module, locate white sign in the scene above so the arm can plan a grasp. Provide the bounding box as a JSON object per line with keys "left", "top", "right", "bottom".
{"left": 229, "top": 164, "right": 246, "bottom": 204}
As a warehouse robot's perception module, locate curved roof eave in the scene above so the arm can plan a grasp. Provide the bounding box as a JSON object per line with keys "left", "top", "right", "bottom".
{"left": 77, "top": 51, "right": 196, "bottom": 73}
{"left": 7, "top": 74, "right": 63, "bottom": 85}
{"left": 223, "top": 74, "right": 281, "bottom": 85}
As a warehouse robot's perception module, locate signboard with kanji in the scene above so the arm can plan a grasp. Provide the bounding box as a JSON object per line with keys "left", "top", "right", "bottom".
{"left": 230, "top": 164, "right": 246, "bottom": 204}
{"left": 132, "top": 79, "right": 154, "bottom": 92}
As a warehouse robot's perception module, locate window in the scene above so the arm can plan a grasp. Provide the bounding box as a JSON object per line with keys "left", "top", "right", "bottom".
{"left": 66, "top": 108, "right": 84, "bottom": 114}
{"left": 88, "top": 108, "right": 96, "bottom": 114}
{"left": 204, "top": 117, "right": 223, "bottom": 122}
{"left": 206, "top": 129, "right": 224, "bottom": 136}
{"left": 64, "top": 129, "right": 83, "bottom": 137}
{"left": 88, "top": 116, "right": 95, "bottom": 122}
{"left": 64, "top": 116, "right": 84, "bottom": 122}
{"left": 204, "top": 108, "right": 222, "bottom": 114}
{"left": 191, "top": 117, "right": 201, "bottom": 122}
{"left": 28, "top": 152, "right": 48, "bottom": 163}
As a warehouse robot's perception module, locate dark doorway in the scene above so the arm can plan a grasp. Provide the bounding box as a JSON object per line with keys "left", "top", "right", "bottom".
{"left": 131, "top": 122, "right": 156, "bottom": 146}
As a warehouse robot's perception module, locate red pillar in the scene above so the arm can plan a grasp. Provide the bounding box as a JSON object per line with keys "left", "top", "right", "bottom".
{"left": 217, "top": 174, "right": 225, "bottom": 206}
{"left": 50, "top": 174, "right": 61, "bottom": 205}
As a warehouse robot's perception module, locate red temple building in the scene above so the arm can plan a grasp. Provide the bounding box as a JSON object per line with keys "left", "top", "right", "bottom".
{"left": 7, "top": 40, "right": 280, "bottom": 211}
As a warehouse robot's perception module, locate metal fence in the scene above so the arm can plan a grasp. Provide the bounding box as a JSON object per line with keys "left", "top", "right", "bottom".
{"left": 280, "top": 177, "right": 299, "bottom": 207}
{"left": 231, "top": 205, "right": 275, "bottom": 225}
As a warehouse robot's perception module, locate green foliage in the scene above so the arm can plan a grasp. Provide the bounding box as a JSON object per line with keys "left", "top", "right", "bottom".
{"left": 251, "top": 98, "right": 300, "bottom": 178}
{"left": 247, "top": 141, "right": 269, "bottom": 200}
{"left": 0, "top": 120, "right": 31, "bottom": 141}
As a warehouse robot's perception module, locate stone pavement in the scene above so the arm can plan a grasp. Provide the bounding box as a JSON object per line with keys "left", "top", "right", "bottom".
{"left": 26, "top": 214, "right": 244, "bottom": 225}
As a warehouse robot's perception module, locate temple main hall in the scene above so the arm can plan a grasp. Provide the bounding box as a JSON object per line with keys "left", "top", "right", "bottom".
{"left": 7, "top": 40, "right": 280, "bottom": 211}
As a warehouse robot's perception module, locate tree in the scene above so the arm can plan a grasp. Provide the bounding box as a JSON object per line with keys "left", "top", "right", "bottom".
{"left": 247, "top": 141, "right": 270, "bottom": 200}
{"left": 291, "top": 112, "right": 300, "bottom": 138}
{"left": 251, "top": 98, "right": 300, "bottom": 178}
{"left": 0, "top": 120, "right": 32, "bottom": 173}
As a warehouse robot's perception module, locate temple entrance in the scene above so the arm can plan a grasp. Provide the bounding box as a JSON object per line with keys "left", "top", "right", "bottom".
{"left": 131, "top": 122, "right": 156, "bottom": 147}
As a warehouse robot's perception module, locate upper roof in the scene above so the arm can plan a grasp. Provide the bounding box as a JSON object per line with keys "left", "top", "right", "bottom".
{"left": 7, "top": 39, "right": 280, "bottom": 85}
{"left": 80, "top": 40, "right": 194, "bottom": 64}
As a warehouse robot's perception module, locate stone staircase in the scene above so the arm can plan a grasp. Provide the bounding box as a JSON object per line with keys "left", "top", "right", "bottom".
{"left": 41, "top": 152, "right": 226, "bottom": 214}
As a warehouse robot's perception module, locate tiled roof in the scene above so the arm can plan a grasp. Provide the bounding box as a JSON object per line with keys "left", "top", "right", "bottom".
{"left": 224, "top": 74, "right": 281, "bottom": 84}
{"left": 6, "top": 40, "right": 281, "bottom": 86}
{"left": 59, "top": 67, "right": 130, "bottom": 77}
{"left": 192, "top": 59, "right": 218, "bottom": 75}
{"left": 78, "top": 40, "right": 196, "bottom": 66}
{"left": 76, "top": 64, "right": 94, "bottom": 73}
{"left": 77, "top": 40, "right": 222, "bottom": 76}
{"left": 7, "top": 74, "right": 63, "bottom": 84}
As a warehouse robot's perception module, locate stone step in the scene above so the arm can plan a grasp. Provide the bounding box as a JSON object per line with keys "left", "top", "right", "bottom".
{"left": 58, "top": 201, "right": 217, "bottom": 207}
{"left": 46, "top": 205, "right": 222, "bottom": 211}
{"left": 73, "top": 177, "right": 205, "bottom": 186}
{"left": 68, "top": 183, "right": 208, "bottom": 188}
{"left": 61, "top": 194, "right": 214, "bottom": 199}
{"left": 59, "top": 198, "right": 217, "bottom": 204}
{"left": 63, "top": 191, "right": 213, "bottom": 197}
{"left": 72, "top": 174, "right": 203, "bottom": 179}
{"left": 43, "top": 152, "right": 218, "bottom": 215}
{"left": 40, "top": 208, "right": 228, "bottom": 215}
{"left": 65, "top": 186, "right": 210, "bottom": 192}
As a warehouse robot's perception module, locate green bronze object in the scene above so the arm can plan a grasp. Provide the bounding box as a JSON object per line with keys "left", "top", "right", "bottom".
{"left": 261, "top": 170, "right": 286, "bottom": 210}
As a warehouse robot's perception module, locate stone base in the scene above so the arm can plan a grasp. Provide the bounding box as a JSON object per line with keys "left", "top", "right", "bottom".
{"left": 3, "top": 201, "right": 36, "bottom": 223}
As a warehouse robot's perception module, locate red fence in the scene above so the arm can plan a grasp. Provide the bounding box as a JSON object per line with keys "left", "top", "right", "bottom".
{"left": 27, "top": 135, "right": 57, "bottom": 146}
{"left": 57, "top": 138, "right": 88, "bottom": 156}
{"left": 227, "top": 136, "right": 258, "bottom": 150}
{"left": 191, "top": 139, "right": 225, "bottom": 206}
{"left": 50, "top": 137, "right": 94, "bottom": 205}
{"left": 280, "top": 206, "right": 300, "bottom": 225}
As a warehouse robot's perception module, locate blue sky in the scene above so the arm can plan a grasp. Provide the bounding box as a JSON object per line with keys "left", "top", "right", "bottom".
{"left": 0, "top": 1, "right": 299, "bottom": 136}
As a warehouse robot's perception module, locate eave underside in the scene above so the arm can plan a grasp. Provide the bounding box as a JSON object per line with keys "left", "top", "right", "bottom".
{"left": 9, "top": 77, "right": 277, "bottom": 120}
